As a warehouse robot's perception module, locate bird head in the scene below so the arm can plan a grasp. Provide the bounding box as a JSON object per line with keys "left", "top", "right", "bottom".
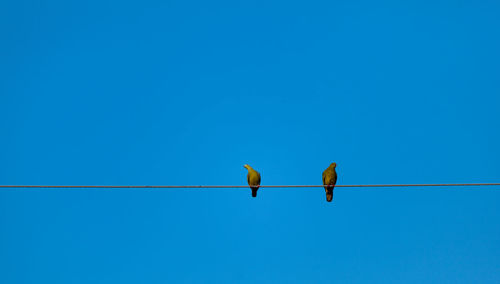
{"left": 243, "top": 164, "right": 251, "bottom": 170}
{"left": 331, "top": 162, "right": 337, "bottom": 168}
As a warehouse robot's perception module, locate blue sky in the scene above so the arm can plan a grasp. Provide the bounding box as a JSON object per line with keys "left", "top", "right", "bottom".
{"left": 1, "top": 0, "right": 500, "bottom": 283}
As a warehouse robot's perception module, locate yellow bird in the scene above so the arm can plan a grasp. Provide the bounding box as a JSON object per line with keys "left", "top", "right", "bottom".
{"left": 322, "top": 162, "right": 338, "bottom": 202}
{"left": 244, "top": 164, "right": 261, "bottom": 197}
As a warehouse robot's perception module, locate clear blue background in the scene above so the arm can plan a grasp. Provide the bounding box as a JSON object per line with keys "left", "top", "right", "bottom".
{"left": 1, "top": 0, "right": 500, "bottom": 283}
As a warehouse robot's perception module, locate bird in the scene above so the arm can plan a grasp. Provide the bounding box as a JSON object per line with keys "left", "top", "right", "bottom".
{"left": 322, "top": 162, "right": 338, "bottom": 202}
{"left": 244, "top": 164, "right": 261, "bottom": 197}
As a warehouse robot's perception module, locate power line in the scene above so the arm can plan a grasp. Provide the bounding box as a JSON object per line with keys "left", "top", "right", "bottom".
{"left": 0, "top": 183, "right": 500, "bottom": 189}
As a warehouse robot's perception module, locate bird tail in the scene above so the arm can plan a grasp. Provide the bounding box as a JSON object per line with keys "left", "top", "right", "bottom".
{"left": 250, "top": 186, "right": 259, "bottom": 197}
{"left": 325, "top": 187, "right": 334, "bottom": 202}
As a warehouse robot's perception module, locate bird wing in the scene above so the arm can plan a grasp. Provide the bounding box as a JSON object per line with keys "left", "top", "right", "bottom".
{"left": 323, "top": 168, "right": 337, "bottom": 186}
{"left": 247, "top": 170, "right": 261, "bottom": 187}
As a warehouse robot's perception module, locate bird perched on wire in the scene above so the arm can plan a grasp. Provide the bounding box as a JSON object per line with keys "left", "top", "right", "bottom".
{"left": 244, "top": 164, "right": 261, "bottom": 197}
{"left": 322, "top": 163, "right": 338, "bottom": 202}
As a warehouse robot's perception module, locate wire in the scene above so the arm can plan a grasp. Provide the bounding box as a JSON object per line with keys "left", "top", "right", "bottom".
{"left": 0, "top": 183, "right": 500, "bottom": 189}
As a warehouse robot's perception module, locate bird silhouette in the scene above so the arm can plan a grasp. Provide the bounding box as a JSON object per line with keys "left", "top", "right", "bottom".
{"left": 244, "top": 164, "right": 261, "bottom": 198}
{"left": 322, "top": 163, "right": 338, "bottom": 202}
